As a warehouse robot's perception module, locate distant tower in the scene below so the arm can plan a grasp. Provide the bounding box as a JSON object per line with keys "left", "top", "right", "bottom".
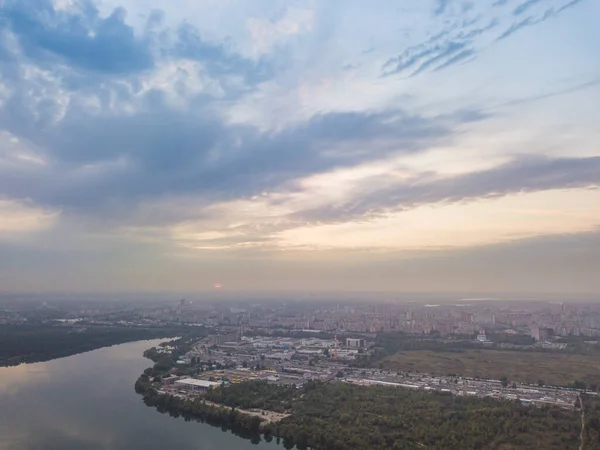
{"left": 178, "top": 299, "right": 186, "bottom": 321}
{"left": 334, "top": 332, "right": 338, "bottom": 360}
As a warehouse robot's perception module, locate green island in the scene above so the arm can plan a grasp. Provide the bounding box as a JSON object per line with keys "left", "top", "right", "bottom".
{"left": 135, "top": 337, "right": 600, "bottom": 450}
{"left": 0, "top": 324, "right": 193, "bottom": 367}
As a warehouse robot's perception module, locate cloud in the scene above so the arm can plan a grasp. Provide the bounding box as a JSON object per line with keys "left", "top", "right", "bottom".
{"left": 556, "top": 0, "right": 585, "bottom": 14}
{"left": 497, "top": 16, "right": 534, "bottom": 40}
{"left": 293, "top": 155, "right": 600, "bottom": 223}
{"left": 382, "top": 19, "right": 497, "bottom": 77}
{"left": 433, "top": 49, "right": 475, "bottom": 71}
{"left": 434, "top": 0, "right": 452, "bottom": 16}
{"left": 513, "top": 0, "right": 544, "bottom": 15}
{"left": 246, "top": 7, "right": 314, "bottom": 56}
{"left": 276, "top": 188, "right": 600, "bottom": 252}
{"left": 0, "top": 1, "right": 494, "bottom": 220}
{"left": 498, "top": 0, "right": 585, "bottom": 41}
{"left": 0, "top": 96, "right": 479, "bottom": 217}
{"left": 497, "top": 77, "right": 600, "bottom": 108}
{"left": 173, "top": 23, "right": 273, "bottom": 86}
{"left": 0, "top": 198, "right": 58, "bottom": 235}
{"left": 0, "top": 0, "right": 597, "bottom": 293}
{"left": 139, "top": 152, "right": 600, "bottom": 253}
{"left": 2, "top": 0, "right": 153, "bottom": 74}
{"left": 0, "top": 0, "right": 273, "bottom": 87}
{"left": 383, "top": 0, "right": 585, "bottom": 77}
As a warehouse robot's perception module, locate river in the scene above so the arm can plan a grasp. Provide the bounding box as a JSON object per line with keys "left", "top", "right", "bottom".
{"left": 0, "top": 340, "right": 283, "bottom": 450}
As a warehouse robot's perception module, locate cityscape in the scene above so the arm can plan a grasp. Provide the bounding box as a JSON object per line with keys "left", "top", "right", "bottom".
{"left": 5, "top": 293, "right": 600, "bottom": 338}
{"left": 3, "top": 293, "right": 600, "bottom": 411}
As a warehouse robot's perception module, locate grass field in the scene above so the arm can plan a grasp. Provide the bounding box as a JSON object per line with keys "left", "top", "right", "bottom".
{"left": 381, "top": 349, "right": 600, "bottom": 387}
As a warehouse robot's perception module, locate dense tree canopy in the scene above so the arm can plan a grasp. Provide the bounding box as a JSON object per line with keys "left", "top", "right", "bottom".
{"left": 137, "top": 374, "right": 583, "bottom": 450}
{"left": 0, "top": 324, "right": 181, "bottom": 366}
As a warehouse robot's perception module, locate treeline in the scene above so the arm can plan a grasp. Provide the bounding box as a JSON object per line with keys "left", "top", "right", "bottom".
{"left": 359, "top": 332, "right": 599, "bottom": 369}
{"left": 243, "top": 329, "right": 333, "bottom": 340}
{"left": 204, "top": 380, "right": 298, "bottom": 413}
{"left": 137, "top": 374, "right": 583, "bottom": 449}
{"left": 268, "top": 382, "right": 580, "bottom": 450}
{"left": 486, "top": 333, "right": 536, "bottom": 346}
{"left": 0, "top": 324, "right": 196, "bottom": 367}
{"left": 581, "top": 394, "right": 600, "bottom": 449}
{"left": 135, "top": 375, "right": 267, "bottom": 444}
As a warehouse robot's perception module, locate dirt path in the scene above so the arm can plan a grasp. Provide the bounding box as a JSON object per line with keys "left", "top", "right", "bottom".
{"left": 203, "top": 400, "right": 290, "bottom": 423}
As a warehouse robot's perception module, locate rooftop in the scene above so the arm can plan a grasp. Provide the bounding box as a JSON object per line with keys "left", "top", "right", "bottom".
{"left": 175, "top": 378, "right": 220, "bottom": 388}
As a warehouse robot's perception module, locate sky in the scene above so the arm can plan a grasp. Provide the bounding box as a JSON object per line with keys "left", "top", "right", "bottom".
{"left": 0, "top": 0, "right": 598, "bottom": 295}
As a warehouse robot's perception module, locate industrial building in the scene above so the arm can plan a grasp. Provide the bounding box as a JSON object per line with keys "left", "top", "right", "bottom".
{"left": 161, "top": 375, "right": 180, "bottom": 385}
{"left": 174, "top": 378, "right": 220, "bottom": 392}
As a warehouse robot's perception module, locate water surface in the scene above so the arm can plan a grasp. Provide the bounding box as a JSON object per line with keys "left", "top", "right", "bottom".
{"left": 0, "top": 340, "right": 282, "bottom": 450}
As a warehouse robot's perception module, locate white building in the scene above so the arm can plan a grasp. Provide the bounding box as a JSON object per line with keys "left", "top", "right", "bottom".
{"left": 174, "top": 378, "right": 220, "bottom": 392}
{"left": 336, "top": 349, "right": 359, "bottom": 360}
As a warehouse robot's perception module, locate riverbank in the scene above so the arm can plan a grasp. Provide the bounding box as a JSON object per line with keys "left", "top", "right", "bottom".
{"left": 0, "top": 324, "right": 188, "bottom": 367}
{"left": 136, "top": 341, "right": 590, "bottom": 450}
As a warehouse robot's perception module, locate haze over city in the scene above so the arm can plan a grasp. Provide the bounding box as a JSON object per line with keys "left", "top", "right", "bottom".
{"left": 0, "top": 0, "right": 598, "bottom": 294}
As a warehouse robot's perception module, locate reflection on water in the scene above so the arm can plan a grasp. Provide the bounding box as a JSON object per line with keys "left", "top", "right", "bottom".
{"left": 0, "top": 340, "right": 282, "bottom": 450}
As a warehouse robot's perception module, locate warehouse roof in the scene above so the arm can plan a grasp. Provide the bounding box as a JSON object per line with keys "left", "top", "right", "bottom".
{"left": 174, "top": 378, "right": 220, "bottom": 388}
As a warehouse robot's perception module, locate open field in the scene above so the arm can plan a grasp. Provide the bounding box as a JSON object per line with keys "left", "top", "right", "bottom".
{"left": 381, "top": 349, "right": 600, "bottom": 387}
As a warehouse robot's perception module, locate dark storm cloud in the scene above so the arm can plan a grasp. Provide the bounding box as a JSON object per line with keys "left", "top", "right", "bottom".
{"left": 296, "top": 156, "right": 600, "bottom": 222}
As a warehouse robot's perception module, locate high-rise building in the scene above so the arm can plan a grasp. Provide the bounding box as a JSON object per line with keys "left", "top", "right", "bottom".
{"left": 346, "top": 338, "right": 365, "bottom": 348}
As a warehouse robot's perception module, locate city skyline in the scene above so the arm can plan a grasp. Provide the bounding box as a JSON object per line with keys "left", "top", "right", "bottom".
{"left": 0, "top": 0, "right": 599, "bottom": 293}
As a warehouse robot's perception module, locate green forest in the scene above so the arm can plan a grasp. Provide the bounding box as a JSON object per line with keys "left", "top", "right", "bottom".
{"left": 0, "top": 324, "right": 183, "bottom": 366}
{"left": 136, "top": 371, "right": 598, "bottom": 450}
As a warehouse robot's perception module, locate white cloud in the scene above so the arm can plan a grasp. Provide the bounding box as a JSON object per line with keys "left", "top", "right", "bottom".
{"left": 246, "top": 7, "right": 315, "bottom": 56}
{"left": 276, "top": 188, "right": 600, "bottom": 251}
{"left": 0, "top": 198, "right": 59, "bottom": 236}
{"left": 0, "top": 132, "right": 48, "bottom": 167}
